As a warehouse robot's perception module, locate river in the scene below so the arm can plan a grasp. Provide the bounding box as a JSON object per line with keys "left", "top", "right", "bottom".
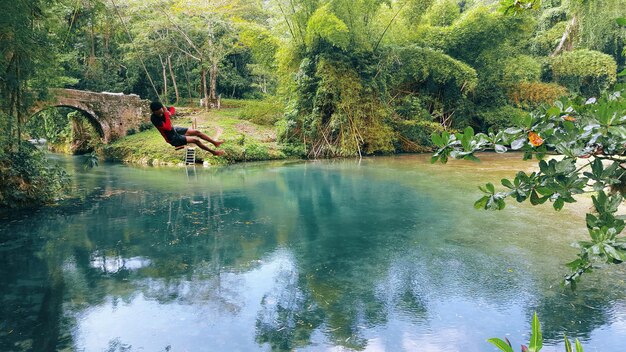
{"left": 1, "top": 153, "right": 625, "bottom": 351}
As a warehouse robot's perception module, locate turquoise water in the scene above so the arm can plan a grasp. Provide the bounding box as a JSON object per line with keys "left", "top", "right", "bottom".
{"left": 1, "top": 154, "right": 625, "bottom": 351}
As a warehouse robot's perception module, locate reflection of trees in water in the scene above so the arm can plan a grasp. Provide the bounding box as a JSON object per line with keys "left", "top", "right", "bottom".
{"left": 255, "top": 267, "right": 325, "bottom": 351}
{"left": 0, "top": 212, "right": 73, "bottom": 351}
{"left": 0, "top": 183, "right": 258, "bottom": 351}
{"left": 2, "top": 161, "right": 626, "bottom": 351}
{"left": 249, "top": 165, "right": 434, "bottom": 350}
{"left": 531, "top": 273, "right": 626, "bottom": 343}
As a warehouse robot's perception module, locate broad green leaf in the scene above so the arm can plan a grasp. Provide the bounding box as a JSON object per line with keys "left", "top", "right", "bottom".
{"left": 504, "top": 127, "right": 522, "bottom": 134}
{"left": 486, "top": 183, "right": 495, "bottom": 193}
{"left": 530, "top": 191, "right": 547, "bottom": 205}
{"left": 474, "top": 196, "right": 489, "bottom": 210}
{"left": 564, "top": 336, "right": 572, "bottom": 352}
{"left": 617, "top": 17, "right": 626, "bottom": 26}
{"left": 555, "top": 100, "right": 564, "bottom": 110}
{"left": 539, "top": 160, "right": 549, "bottom": 174}
{"left": 464, "top": 126, "right": 474, "bottom": 138}
{"left": 536, "top": 187, "right": 554, "bottom": 196}
{"left": 591, "top": 158, "right": 603, "bottom": 177}
{"left": 603, "top": 244, "right": 624, "bottom": 262}
{"left": 575, "top": 339, "right": 584, "bottom": 352}
{"left": 431, "top": 133, "right": 443, "bottom": 147}
{"left": 528, "top": 312, "right": 543, "bottom": 352}
{"left": 511, "top": 138, "right": 526, "bottom": 150}
{"left": 495, "top": 144, "right": 507, "bottom": 153}
{"left": 585, "top": 213, "right": 599, "bottom": 229}
{"left": 487, "top": 338, "right": 515, "bottom": 352}
{"left": 501, "top": 179, "right": 514, "bottom": 189}
{"left": 555, "top": 159, "right": 576, "bottom": 174}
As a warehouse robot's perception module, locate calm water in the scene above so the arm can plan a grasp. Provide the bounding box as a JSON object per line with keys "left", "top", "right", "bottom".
{"left": 1, "top": 154, "right": 626, "bottom": 352}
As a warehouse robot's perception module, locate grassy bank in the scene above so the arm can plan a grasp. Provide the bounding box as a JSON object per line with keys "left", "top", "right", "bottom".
{"left": 103, "top": 103, "right": 303, "bottom": 166}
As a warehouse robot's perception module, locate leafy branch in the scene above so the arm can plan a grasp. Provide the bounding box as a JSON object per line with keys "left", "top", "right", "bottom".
{"left": 431, "top": 87, "right": 626, "bottom": 287}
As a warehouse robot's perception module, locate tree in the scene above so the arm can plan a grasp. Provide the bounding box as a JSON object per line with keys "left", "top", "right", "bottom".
{"left": 431, "top": 87, "right": 626, "bottom": 288}
{"left": 0, "top": 0, "right": 70, "bottom": 208}
{"left": 166, "top": 0, "right": 254, "bottom": 108}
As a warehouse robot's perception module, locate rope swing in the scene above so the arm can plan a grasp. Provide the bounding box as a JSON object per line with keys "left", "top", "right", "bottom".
{"left": 109, "top": 0, "right": 163, "bottom": 102}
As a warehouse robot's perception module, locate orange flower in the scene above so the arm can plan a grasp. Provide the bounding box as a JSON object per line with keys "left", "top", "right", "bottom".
{"left": 562, "top": 115, "right": 576, "bottom": 121}
{"left": 528, "top": 131, "right": 543, "bottom": 147}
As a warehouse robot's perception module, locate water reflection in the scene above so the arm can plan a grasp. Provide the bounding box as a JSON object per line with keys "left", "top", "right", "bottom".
{"left": 1, "top": 155, "right": 626, "bottom": 351}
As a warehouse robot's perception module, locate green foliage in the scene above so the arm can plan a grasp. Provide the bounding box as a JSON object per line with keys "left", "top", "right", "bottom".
{"left": 501, "top": 55, "right": 542, "bottom": 85}
{"left": 489, "top": 312, "right": 585, "bottom": 352}
{"left": 391, "top": 95, "right": 433, "bottom": 120}
{"left": 410, "top": 25, "right": 452, "bottom": 49}
{"left": 530, "top": 21, "right": 568, "bottom": 56}
{"left": 575, "top": 0, "right": 626, "bottom": 62}
{"left": 498, "top": 0, "right": 541, "bottom": 15}
{"left": 476, "top": 105, "right": 530, "bottom": 132}
{"left": 393, "top": 119, "right": 446, "bottom": 152}
{"left": 84, "top": 151, "right": 99, "bottom": 169}
{"left": 241, "top": 142, "right": 271, "bottom": 161}
{"left": 428, "top": 6, "right": 537, "bottom": 113}
{"left": 239, "top": 24, "right": 280, "bottom": 95}
{"left": 507, "top": 82, "right": 569, "bottom": 109}
{"left": 0, "top": 0, "right": 76, "bottom": 208}
{"left": 139, "top": 121, "right": 153, "bottom": 132}
{"left": 387, "top": 46, "right": 478, "bottom": 93}
{"left": 432, "top": 87, "right": 626, "bottom": 286}
{"left": 305, "top": 5, "right": 350, "bottom": 50}
{"left": 25, "top": 108, "right": 72, "bottom": 143}
{"left": 423, "top": 0, "right": 460, "bottom": 27}
{"left": 0, "top": 142, "right": 70, "bottom": 209}
{"left": 537, "top": 7, "right": 567, "bottom": 31}
{"left": 310, "top": 57, "right": 394, "bottom": 156}
{"left": 239, "top": 98, "right": 285, "bottom": 126}
{"left": 551, "top": 49, "right": 618, "bottom": 96}
{"left": 403, "top": 0, "right": 436, "bottom": 25}
{"left": 383, "top": 45, "right": 478, "bottom": 129}
{"left": 444, "top": 7, "right": 534, "bottom": 66}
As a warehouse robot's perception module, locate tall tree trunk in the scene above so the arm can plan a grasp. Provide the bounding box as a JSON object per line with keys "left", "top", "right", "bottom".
{"left": 159, "top": 54, "right": 168, "bottom": 103}
{"left": 90, "top": 22, "right": 95, "bottom": 58}
{"left": 16, "top": 62, "right": 21, "bottom": 151}
{"left": 209, "top": 61, "right": 218, "bottom": 100}
{"left": 6, "top": 53, "right": 17, "bottom": 151}
{"left": 552, "top": 16, "right": 578, "bottom": 57}
{"left": 182, "top": 56, "right": 193, "bottom": 103}
{"left": 202, "top": 67, "right": 209, "bottom": 111}
{"left": 167, "top": 55, "right": 179, "bottom": 104}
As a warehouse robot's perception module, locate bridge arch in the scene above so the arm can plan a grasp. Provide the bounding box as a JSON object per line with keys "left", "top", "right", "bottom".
{"left": 32, "top": 104, "right": 106, "bottom": 140}
{"left": 30, "top": 89, "right": 150, "bottom": 143}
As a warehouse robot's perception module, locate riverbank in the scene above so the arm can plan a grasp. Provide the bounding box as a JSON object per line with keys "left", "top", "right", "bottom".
{"left": 102, "top": 102, "right": 304, "bottom": 166}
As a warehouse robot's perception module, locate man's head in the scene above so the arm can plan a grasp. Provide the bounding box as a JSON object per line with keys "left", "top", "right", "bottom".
{"left": 150, "top": 101, "right": 164, "bottom": 113}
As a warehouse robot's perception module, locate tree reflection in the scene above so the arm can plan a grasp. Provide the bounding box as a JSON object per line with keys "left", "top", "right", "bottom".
{"left": 1, "top": 160, "right": 626, "bottom": 351}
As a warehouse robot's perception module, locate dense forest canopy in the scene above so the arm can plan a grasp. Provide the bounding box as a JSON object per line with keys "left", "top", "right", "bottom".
{"left": 1, "top": 0, "right": 625, "bottom": 204}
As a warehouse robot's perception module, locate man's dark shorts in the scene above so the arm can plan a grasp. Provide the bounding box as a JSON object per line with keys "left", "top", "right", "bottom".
{"left": 169, "top": 126, "right": 189, "bottom": 147}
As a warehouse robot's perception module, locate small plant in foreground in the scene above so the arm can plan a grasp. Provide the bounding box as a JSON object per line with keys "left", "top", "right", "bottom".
{"left": 489, "top": 312, "right": 584, "bottom": 352}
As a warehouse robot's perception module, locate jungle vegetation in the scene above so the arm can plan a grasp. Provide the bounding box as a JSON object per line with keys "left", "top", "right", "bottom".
{"left": 3, "top": 4, "right": 626, "bottom": 349}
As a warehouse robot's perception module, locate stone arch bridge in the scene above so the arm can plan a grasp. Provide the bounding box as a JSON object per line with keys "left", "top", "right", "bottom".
{"left": 30, "top": 88, "right": 151, "bottom": 143}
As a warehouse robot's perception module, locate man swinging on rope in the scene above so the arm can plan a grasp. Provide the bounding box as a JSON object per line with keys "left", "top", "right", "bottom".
{"left": 150, "top": 101, "right": 225, "bottom": 156}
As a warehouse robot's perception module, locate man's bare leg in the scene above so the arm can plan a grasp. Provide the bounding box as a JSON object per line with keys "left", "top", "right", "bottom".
{"left": 185, "top": 137, "right": 224, "bottom": 156}
{"left": 186, "top": 128, "right": 224, "bottom": 147}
